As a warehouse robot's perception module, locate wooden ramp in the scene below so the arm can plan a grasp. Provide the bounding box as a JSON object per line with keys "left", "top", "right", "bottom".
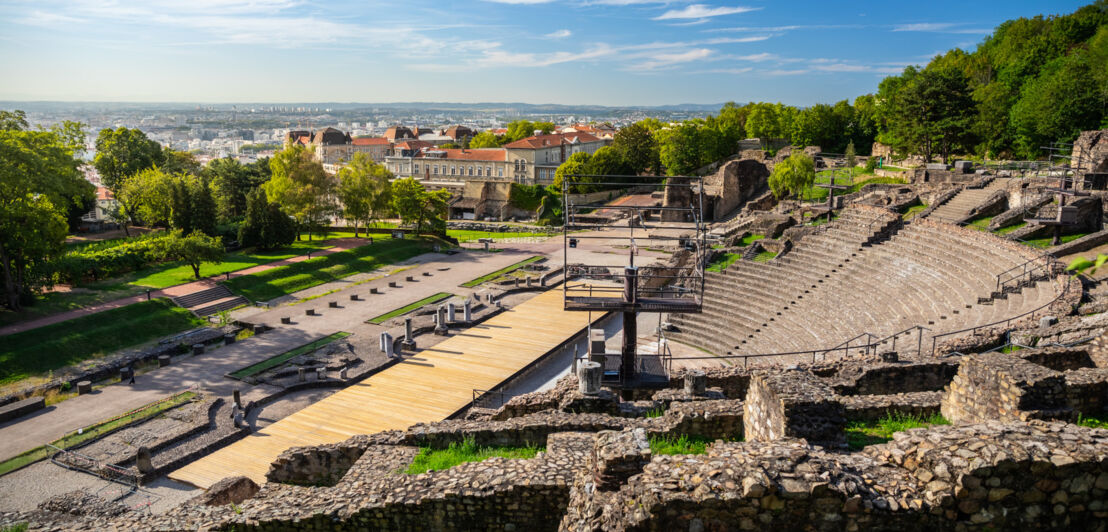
{"left": 169, "top": 289, "right": 592, "bottom": 488}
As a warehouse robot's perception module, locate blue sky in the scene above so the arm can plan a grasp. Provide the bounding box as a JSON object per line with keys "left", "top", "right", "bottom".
{"left": 0, "top": 0, "right": 1091, "bottom": 106}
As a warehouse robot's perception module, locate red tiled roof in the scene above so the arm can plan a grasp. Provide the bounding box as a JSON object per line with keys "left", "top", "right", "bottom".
{"left": 96, "top": 186, "right": 114, "bottom": 201}
{"left": 395, "top": 140, "right": 434, "bottom": 151}
{"left": 503, "top": 132, "right": 602, "bottom": 149}
{"left": 352, "top": 137, "right": 390, "bottom": 146}
{"left": 419, "top": 148, "right": 507, "bottom": 162}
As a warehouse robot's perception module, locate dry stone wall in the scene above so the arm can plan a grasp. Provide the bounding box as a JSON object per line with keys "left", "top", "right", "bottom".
{"left": 744, "top": 370, "right": 846, "bottom": 446}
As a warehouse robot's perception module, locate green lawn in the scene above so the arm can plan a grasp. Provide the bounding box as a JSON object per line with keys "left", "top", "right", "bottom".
{"left": 995, "top": 221, "right": 1027, "bottom": 235}
{"left": 0, "top": 282, "right": 149, "bottom": 328}
{"left": 460, "top": 256, "right": 544, "bottom": 288}
{"left": 405, "top": 438, "right": 542, "bottom": 474}
{"left": 739, "top": 234, "right": 765, "bottom": 246}
{"left": 648, "top": 434, "right": 717, "bottom": 455}
{"left": 706, "top": 253, "right": 741, "bottom": 272}
{"left": 367, "top": 293, "right": 453, "bottom": 325}
{"left": 0, "top": 299, "right": 205, "bottom": 387}
{"left": 802, "top": 175, "right": 908, "bottom": 202}
{"left": 223, "top": 238, "right": 428, "bottom": 302}
{"left": 1023, "top": 232, "right": 1088, "bottom": 249}
{"left": 902, "top": 203, "right": 928, "bottom": 220}
{"left": 967, "top": 216, "right": 993, "bottom": 231}
{"left": 447, "top": 229, "right": 558, "bottom": 242}
{"left": 228, "top": 332, "right": 351, "bottom": 380}
{"left": 129, "top": 239, "right": 348, "bottom": 289}
{"left": 846, "top": 412, "right": 950, "bottom": 450}
{"left": 0, "top": 391, "right": 196, "bottom": 477}
{"left": 753, "top": 251, "right": 778, "bottom": 262}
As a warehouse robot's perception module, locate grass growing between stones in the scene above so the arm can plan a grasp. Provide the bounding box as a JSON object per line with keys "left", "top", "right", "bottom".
{"left": 1022, "top": 232, "right": 1089, "bottom": 250}
{"left": 1076, "top": 414, "right": 1108, "bottom": 429}
{"left": 0, "top": 298, "right": 205, "bottom": 387}
{"left": 739, "top": 234, "right": 765, "bottom": 246}
{"left": 459, "top": 256, "right": 543, "bottom": 287}
{"left": 706, "top": 253, "right": 741, "bottom": 272}
{"left": 223, "top": 237, "right": 427, "bottom": 302}
{"left": 405, "top": 438, "right": 542, "bottom": 474}
{"left": 846, "top": 412, "right": 950, "bottom": 450}
{"left": 648, "top": 434, "right": 720, "bottom": 456}
{"left": 967, "top": 216, "right": 993, "bottom": 231}
{"left": 0, "top": 391, "right": 196, "bottom": 477}
{"left": 367, "top": 293, "right": 454, "bottom": 324}
{"left": 753, "top": 251, "right": 777, "bottom": 263}
{"left": 228, "top": 332, "right": 351, "bottom": 380}
{"left": 902, "top": 203, "right": 928, "bottom": 220}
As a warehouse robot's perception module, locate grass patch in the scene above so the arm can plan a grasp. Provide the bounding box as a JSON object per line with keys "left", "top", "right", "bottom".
{"left": 405, "top": 438, "right": 542, "bottom": 475}
{"left": 368, "top": 293, "right": 453, "bottom": 325}
{"left": 1022, "top": 232, "right": 1089, "bottom": 250}
{"left": 967, "top": 216, "right": 993, "bottom": 232}
{"left": 447, "top": 229, "right": 557, "bottom": 242}
{"left": 739, "top": 234, "right": 765, "bottom": 246}
{"left": 753, "top": 251, "right": 777, "bottom": 263}
{"left": 228, "top": 332, "right": 351, "bottom": 380}
{"left": 460, "top": 256, "right": 543, "bottom": 288}
{"left": 846, "top": 412, "right": 950, "bottom": 450}
{"left": 995, "top": 221, "right": 1027, "bottom": 235}
{"left": 648, "top": 434, "right": 717, "bottom": 456}
{"left": 1076, "top": 414, "right": 1108, "bottom": 429}
{"left": 706, "top": 253, "right": 741, "bottom": 273}
{"left": 0, "top": 391, "right": 196, "bottom": 477}
{"left": 223, "top": 238, "right": 428, "bottom": 302}
{"left": 128, "top": 240, "right": 339, "bottom": 289}
{"left": 902, "top": 203, "right": 928, "bottom": 220}
{"left": 801, "top": 174, "right": 907, "bottom": 202}
{"left": 0, "top": 299, "right": 205, "bottom": 387}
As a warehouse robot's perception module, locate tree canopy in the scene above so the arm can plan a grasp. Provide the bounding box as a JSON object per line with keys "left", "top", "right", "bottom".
{"left": 768, "top": 152, "right": 816, "bottom": 199}
{"left": 391, "top": 178, "right": 451, "bottom": 235}
{"left": 337, "top": 153, "right": 394, "bottom": 236}
{"left": 264, "top": 145, "right": 337, "bottom": 240}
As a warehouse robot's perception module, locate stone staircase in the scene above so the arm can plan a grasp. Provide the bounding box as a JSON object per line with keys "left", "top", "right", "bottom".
{"left": 172, "top": 285, "right": 250, "bottom": 317}
{"left": 926, "top": 177, "right": 1011, "bottom": 223}
{"left": 668, "top": 210, "right": 1065, "bottom": 363}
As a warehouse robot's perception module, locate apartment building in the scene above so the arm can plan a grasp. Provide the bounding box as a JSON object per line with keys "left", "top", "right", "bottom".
{"left": 503, "top": 132, "right": 608, "bottom": 185}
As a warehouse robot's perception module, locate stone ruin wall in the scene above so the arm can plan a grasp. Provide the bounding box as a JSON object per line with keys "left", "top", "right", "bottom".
{"left": 7, "top": 344, "right": 1108, "bottom": 531}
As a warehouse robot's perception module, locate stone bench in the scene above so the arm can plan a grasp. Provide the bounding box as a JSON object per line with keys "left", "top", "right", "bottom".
{"left": 0, "top": 396, "right": 46, "bottom": 423}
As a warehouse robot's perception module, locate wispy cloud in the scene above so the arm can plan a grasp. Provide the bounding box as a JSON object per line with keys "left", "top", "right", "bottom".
{"left": 892, "top": 22, "right": 990, "bottom": 34}
{"left": 654, "top": 4, "right": 760, "bottom": 20}
{"left": 763, "top": 69, "right": 809, "bottom": 76}
{"left": 628, "top": 48, "right": 714, "bottom": 70}
{"left": 545, "top": 29, "right": 572, "bottom": 39}
{"left": 482, "top": 0, "right": 556, "bottom": 4}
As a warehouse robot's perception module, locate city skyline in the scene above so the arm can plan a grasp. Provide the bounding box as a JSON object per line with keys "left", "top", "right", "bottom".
{"left": 0, "top": 0, "right": 1091, "bottom": 106}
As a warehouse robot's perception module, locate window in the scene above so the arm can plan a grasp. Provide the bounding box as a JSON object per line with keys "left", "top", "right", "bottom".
{"left": 414, "top": 164, "right": 420, "bottom": 173}
{"left": 476, "top": 167, "right": 482, "bottom": 176}
{"left": 433, "top": 165, "right": 439, "bottom": 175}
{"left": 498, "top": 168, "right": 504, "bottom": 177}
{"left": 451, "top": 166, "right": 456, "bottom": 175}
{"left": 486, "top": 166, "right": 491, "bottom": 176}
{"left": 468, "top": 166, "right": 474, "bottom": 176}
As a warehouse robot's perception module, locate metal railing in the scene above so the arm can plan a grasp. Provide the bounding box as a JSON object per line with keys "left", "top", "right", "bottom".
{"left": 471, "top": 389, "right": 511, "bottom": 410}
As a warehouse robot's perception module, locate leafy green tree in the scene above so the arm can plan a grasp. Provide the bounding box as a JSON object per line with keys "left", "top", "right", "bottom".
{"left": 337, "top": 153, "right": 394, "bottom": 237}
{"left": 440, "top": 142, "right": 460, "bottom": 149}
{"left": 239, "top": 189, "right": 296, "bottom": 250}
{"left": 534, "top": 121, "right": 556, "bottom": 135}
{"left": 844, "top": 142, "right": 857, "bottom": 177}
{"left": 119, "top": 167, "right": 176, "bottom": 228}
{"left": 768, "top": 152, "right": 815, "bottom": 199}
{"left": 264, "top": 145, "right": 337, "bottom": 240}
{"left": 93, "top": 127, "right": 164, "bottom": 233}
{"left": 1010, "top": 47, "right": 1105, "bottom": 158}
{"left": 390, "top": 178, "right": 450, "bottom": 235}
{"left": 504, "top": 120, "right": 555, "bottom": 143}
{"left": 161, "top": 149, "right": 200, "bottom": 176}
{"left": 205, "top": 157, "right": 268, "bottom": 220}
{"left": 189, "top": 180, "right": 218, "bottom": 237}
{"left": 657, "top": 123, "right": 702, "bottom": 176}
{"left": 1, "top": 119, "right": 92, "bottom": 309}
{"left": 0, "top": 110, "right": 30, "bottom": 131}
{"left": 469, "top": 131, "right": 501, "bottom": 148}
{"left": 612, "top": 122, "right": 659, "bottom": 176}
{"left": 163, "top": 230, "right": 224, "bottom": 279}
{"left": 585, "top": 146, "right": 633, "bottom": 180}
{"left": 553, "top": 152, "right": 593, "bottom": 192}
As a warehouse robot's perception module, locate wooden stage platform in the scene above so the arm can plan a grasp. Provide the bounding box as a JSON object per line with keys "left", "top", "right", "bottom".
{"left": 169, "top": 289, "right": 595, "bottom": 488}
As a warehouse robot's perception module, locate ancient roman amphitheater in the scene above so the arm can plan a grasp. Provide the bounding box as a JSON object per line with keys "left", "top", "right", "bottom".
{"left": 3, "top": 131, "right": 1108, "bottom": 531}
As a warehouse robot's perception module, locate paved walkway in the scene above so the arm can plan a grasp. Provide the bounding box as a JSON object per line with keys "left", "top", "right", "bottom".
{"left": 0, "top": 238, "right": 366, "bottom": 337}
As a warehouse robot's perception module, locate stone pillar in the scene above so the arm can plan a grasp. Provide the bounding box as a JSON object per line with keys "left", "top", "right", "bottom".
{"left": 233, "top": 389, "right": 241, "bottom": 408}
{"left": 306, "top": 309, "right": 316, "bottom": 316}
{"left": 223, "top": 333, "right": 236, "bottom": 345}
{"left": 350, "top": 294, "right": 360, "bottom": 301}
{"left": 192, "top": 343, "right": 205, "bottom": 356}
{"left": 578, "top": 361, "right": 602, "bottom": 396}
{"left": 120, "top": 367, "right": 133, "bottom": 382}
{"left": 463, "top": 299, "right": 472, "bottom": 322}
{"left": 281, "top": 316, "right": 291, "bottom": 324}
{"left": 370, "top": 287, "right": 379, "bottom": 294}
{"left": 447, "top": 302, "right": 456, "bottom": 323}
{"left": 404, "top": 317, "right": 414, "bottom": 343}
{"left": 316, "top": 368, "right": 325, "bottom": 381}
{"left": 253, "top": 324, "right": 265, "bottom": 335}
{"left": 435, "top": 306, "right": 448, "bottom": 335}
{"left": 136, "top": 447, "right": 154, "bottom": 474}
{"left": 590, "top": 329, "right": 606, "bottom": 356}
{"left": 298, "top": 368, "right": 306, "bottom": 382}
{"left": 158, "top": 355, "right": 171, "bottom": 367}
{"left": 232, "top": 406, "right": 243, "bottom": 428}
{"left": 684, "top": 370, "right": 707, "bottom": 396}
{"left": 76, "top": 380, "right": 92, "bottom": 395}
{"left": 422, "top": 271, "right": 432, "bottom": 277}
{"left": 388, "top": 281, "right": 397, "bottom": 288}
{"left": 383, "top": 333, "right": 395, "bottom": 358}
{"left": 329, "top": 301, "right": 338, "bottom": 308}
{"left": 483, "top": 241, "right": 490, "bottom": 252}
{"left": 406, "top": 275, "right": 415, "bottom": 282}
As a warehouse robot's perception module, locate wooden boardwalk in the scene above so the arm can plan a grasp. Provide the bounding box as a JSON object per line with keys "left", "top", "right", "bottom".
{"left": 169, "top": 289, "right": 593, "bottom": 488}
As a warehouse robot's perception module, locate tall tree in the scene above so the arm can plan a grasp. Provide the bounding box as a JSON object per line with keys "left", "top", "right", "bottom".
{"left": 390, "top": 178, "right": 450, "bottom": 235}
{"left": 337, "top": 153, "right": 394, "bottom": 237}
{"left": 239, "top": 189, "right": 296, "bottom": 250}
{"left": 93, "top": 127, "right": 164, "bottom": 234}
{"left": 0, "top": 118, "right": 92, "bottom": 310}
{"left": 189, "top": 180, "right": 218, "bottom": 237}
{"left": 163, "top": 230, "right": 224, "bottom": 279}
{"left": 264, "top": 145, "right": 337, "bottom": 240}
{"left": 469, "top": 131, "right": 501, "bottom": 148}
{"left": 553, "top": 152, "right": 593, "bottom": 193}
{"left": 767, "top": 152, "right": 816, "bottom": 199}
{"left": 612, "top": 122, "right": 659, "bottom": 176}
{"left": 657, "top": 123, "right": 703, "bottom": 176}
{"left": 585, "top": 146, "right": 633, "bottom": 180}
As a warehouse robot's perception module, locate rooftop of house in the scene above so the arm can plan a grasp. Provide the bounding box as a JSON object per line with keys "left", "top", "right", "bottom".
{"left": 503, "top": 131, "right": 602, "bottom": 150}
